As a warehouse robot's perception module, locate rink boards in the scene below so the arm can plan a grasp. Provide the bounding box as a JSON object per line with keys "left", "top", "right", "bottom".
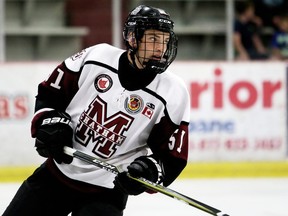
{"left": 1, "top": 62, "right": 288, "bottom": 182}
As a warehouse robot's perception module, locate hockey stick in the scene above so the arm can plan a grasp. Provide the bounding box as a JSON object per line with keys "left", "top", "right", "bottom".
{"left": 63, "top": 146, "right": 229, "bottom": 216}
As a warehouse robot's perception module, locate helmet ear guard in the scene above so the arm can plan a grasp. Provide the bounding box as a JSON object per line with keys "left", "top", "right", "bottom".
{"left": 123, "top": 5, "right": 178, "bottom": 74}
{"left": 126, "top": 32, "right": 137, "bottom": 49}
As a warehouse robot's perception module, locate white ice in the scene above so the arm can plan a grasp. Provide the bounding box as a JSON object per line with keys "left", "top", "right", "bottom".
{"left": 1, "top": 178, "right": 287, "bottom": 216}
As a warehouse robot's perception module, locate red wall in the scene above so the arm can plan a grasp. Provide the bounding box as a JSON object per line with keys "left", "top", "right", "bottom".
{"left": 66, "top": 0, "right": 129, "bottom": 49}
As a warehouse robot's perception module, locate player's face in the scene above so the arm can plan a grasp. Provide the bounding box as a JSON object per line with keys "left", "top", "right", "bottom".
{"left": 135, "top": 29, "right": 170, "bottom": 69}
{"left": 279, "top": 18, "right": 288, "bottom": 32}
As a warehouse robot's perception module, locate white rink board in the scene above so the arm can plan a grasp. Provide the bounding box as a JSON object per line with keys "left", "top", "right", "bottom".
{"left": 0, "top": 63, "right": 56, "bottom": 165}
{"left": 0, "top": 62, "right": 287, "bottom": 165}
{"left": 170, "top": 62, "right": 287, "bottom": 161}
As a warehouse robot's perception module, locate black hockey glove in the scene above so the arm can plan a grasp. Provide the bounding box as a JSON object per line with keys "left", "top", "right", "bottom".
{"left": 35, "top": 111, "right": 73, "bottom": 164}
{"left": 114, "top": 156, "right": 163, "bottom": 195}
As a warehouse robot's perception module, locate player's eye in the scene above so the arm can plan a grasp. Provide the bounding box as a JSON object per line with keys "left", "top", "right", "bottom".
{"left": 147, "top": 36, "right": 157, "bottom": 42}
{"left": 164, "top": 38, "right": 169, "bottom": 44}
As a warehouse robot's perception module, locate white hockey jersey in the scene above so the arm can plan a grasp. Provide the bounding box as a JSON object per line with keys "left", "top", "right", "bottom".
{"left": 32, "top": 43, "right": 190, "bottom": 189}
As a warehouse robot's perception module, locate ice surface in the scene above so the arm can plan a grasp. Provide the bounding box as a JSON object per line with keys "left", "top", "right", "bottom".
{"left": 1, "top": 178, "right": 287, "bottom": 216}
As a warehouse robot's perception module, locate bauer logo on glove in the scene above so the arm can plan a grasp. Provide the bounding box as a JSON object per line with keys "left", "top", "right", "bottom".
{"left": 41, "top": 115, "right": 72, "bottom": 126}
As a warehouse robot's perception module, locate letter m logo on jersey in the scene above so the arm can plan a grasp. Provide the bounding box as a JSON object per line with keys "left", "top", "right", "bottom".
{"left": 75, "top": 96, "right": 134, "bottom": 158}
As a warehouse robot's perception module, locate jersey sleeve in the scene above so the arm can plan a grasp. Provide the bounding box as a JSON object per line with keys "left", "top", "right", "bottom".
{"left": 147, "top": 75, "right": 190, "bottom": 187}
{"left": 31, "top": 45, "right": 101, "bottom": 137}
{"left": 31, "top": 61, "right": 81, "bottom": 137}
{"left": 31, "top": 44, "right": 123, "bottom": 138}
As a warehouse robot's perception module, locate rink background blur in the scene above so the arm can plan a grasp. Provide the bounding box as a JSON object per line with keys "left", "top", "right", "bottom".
{"left": 1, "top": 1, "right": 288, "bottom": 216}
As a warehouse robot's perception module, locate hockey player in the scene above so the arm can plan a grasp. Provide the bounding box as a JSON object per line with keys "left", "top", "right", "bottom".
{"left": 3, "top": 5, "right": 190, "bottom": 216}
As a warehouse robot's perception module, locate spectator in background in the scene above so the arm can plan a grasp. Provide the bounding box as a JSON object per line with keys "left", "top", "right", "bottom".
{"left": 233, "top": 0, "right": 269, "bottom": 60}
{"left": 271, "top": 13, "right": 288, "bottom": 60}
{"left": 253, "top": 0, "right": 288, "bottom": 30}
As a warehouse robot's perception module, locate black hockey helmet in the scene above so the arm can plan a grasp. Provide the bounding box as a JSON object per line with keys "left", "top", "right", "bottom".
{"left": 123, "top": 5, "right": 178, "bottom": 74}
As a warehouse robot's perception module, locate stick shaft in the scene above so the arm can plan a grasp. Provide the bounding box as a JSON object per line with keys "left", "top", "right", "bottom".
{"left": 63, "top": 146, "right": 223, "bottom": 216}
